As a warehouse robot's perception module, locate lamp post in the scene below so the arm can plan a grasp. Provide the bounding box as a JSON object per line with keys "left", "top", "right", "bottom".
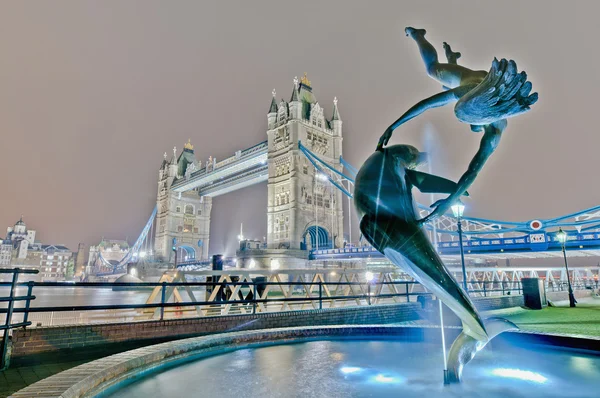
{"left": 556, "top": 228, "right": 576, "bottom": 308}
{"left": 451, "top": 201, "right": 468, "bottom": 292}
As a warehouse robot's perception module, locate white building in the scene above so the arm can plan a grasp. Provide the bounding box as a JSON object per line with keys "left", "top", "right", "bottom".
{"left": 266, "top": 74, "right": 344, "bottom": 250}
{"left": 2, "top": 217, "right": 72, "bottom": 280}
{"left": 0, "top": 240, "right": 12, "bottom": 266}
{"left": 154, "top": 141, "right": 212, "bottom": 262}
{"left": 38, "top": 245, "right": 73, "bottom": 281}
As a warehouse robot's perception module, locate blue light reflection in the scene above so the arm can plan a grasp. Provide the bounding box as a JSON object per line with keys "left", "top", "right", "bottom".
{"left": 491, "top": 368, "right": 548, "bottom": 383}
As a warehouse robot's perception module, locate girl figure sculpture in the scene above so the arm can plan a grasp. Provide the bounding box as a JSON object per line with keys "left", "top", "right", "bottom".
{"left": 378, "top": 27, "right": 538, "bottom": 223}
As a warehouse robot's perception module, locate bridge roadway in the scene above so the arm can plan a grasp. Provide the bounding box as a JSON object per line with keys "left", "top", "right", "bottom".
{"left": 170, "top": 141, "right": 268, "bottom": 196}
{"left": 311, "top": 232, "right": 600, "bottom": 261}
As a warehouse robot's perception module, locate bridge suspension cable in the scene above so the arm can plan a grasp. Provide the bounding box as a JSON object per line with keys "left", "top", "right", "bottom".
{"left": 298, "top": 142, "right": 600, "bottom": 240}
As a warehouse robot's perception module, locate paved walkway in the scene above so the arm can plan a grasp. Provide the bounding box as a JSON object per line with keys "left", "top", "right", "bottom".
{"left": 1, "top": 360, "right": 87, "bottom": 398}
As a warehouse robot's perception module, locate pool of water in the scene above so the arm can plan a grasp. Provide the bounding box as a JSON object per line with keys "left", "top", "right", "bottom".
{"left": 103, "top": 338, "right": 600, "bottom": 398}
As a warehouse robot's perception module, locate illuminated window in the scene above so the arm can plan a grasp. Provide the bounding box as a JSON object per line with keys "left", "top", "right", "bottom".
{"left": 184, "top": 223, "right": 193, "bottom": 233}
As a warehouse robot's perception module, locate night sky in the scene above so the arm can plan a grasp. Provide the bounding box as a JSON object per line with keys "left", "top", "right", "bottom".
{"left": 1, "top": 1, "right": 598, "bottom": 257}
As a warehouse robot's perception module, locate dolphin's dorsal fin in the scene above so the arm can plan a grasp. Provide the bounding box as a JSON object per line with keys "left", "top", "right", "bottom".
{"left": 405, "top": 169, "right": 469, "bottom": 196}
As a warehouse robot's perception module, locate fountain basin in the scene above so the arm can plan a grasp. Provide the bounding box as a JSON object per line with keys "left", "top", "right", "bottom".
{"left": 11, "top": 325, "right": 600, "bottom": 398}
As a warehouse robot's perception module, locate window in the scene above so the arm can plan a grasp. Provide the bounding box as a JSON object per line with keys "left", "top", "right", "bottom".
{"left": 185, "top": 205, "right": 194, "bottom": 215}
{"left": 325, "top": 198, "right": 331, "bottom": 208}
{"left": 276, "top": 194, "right": 280, "bottom": 206}
{"left": 184, "top": 223, "right": 193, "bottom": 233}
{"left": 177, "top": 226, "right": 183, "bottom": 232}
{"left": 316, "top": 193, "right": 323, "bottom": 207}
{"left": 193, "top": 227, "right": 199, "bottom": 233}
{"left": 306, "top": 195, "right": 312, "bottom": 205}
{"left": 285, "top": 193, "right": 290, "bottom": 204}
{"left": 176, "top": 206, "right": 181, "bottom": 213}
{"left": 318, "top": 120, "right": 322, "bottom": 128}
{"left": 197, "top": 209, "right": 202, "bottom": 216}
{"left": 303, "top": 165, "right": 308, "bottom": 174}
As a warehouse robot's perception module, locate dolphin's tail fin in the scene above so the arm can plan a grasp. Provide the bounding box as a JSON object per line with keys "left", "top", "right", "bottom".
{"left": 446, "top": 317, "right": 518, "bottom": 384}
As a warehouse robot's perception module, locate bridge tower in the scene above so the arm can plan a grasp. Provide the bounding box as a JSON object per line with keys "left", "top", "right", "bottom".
{"left": 154, "top": 141, "right": 212, "bottom": 262}
{"left": 266, "top": 74, "right": 344, "bottom": 250}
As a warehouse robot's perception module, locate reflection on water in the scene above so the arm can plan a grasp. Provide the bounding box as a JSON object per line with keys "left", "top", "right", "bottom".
{"left": 105, "top": 339, "right": 600, "bottom": 398}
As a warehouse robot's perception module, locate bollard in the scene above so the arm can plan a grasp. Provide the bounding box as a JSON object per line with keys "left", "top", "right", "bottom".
{"left": 253, "top": 284, "right": 257, "bottom": 314}
{"left": 23, "top": 281, "right": 34, "bottom": 326}
{"left": 160, "top": 282, "right": 167, "bottom": 320}
{"left": 318, "top": 281, "right": 323, "bottom": 309}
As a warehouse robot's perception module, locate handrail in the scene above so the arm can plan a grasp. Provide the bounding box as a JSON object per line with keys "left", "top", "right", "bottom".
{"left": 1, "top": 268, "right": 38, "bottom": 370}
{"left": 0, "top": 279, "right": 529, "bottom": 317}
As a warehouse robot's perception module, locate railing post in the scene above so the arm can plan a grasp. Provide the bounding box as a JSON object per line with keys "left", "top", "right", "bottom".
{"left": 483, "top": 282, "right": 487, "bottom": 297}
{"left": 253, "top": 283, "right": 257, "bottom": 314}
{"left": 23, "top": 281, "right": 34, "bottom": 326}
{"left": 405, "top": 283, "right": 410, "bottom": 303}
{"left": 318, "top": 281, "right": 323, "bottom": 309}
{"left": 502, "top": 281, "right": 505, "bottom": 296}
{"left": 1, "top": 269, "right": 20, "bottom": 370}
{"left": 160, "top": 282, "right": 166, "bottom": 321}
{"left": 367, "top": 282, "right": 371, "bottom": 305}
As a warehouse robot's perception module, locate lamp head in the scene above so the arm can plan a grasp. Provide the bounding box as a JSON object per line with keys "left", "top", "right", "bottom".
{"left": 556, "top": 228, "right": 567, "bottom": 244}
{"left": 451, "top": 201, "right": 466, "bottom": 218}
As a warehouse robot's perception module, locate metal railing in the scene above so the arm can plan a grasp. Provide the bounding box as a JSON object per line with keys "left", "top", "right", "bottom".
{"left": 0, "top": 277, "right": 528, "bottom": 328}
{"left": 548, "top": 280, "right": 599, "bottom": 292}
{"left": 1, "top": 268, "right": 38, "bottom": 369}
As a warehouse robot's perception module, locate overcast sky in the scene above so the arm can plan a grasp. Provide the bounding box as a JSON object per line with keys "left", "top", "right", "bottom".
{"left": 1, "top": 1, "right": 598, "bottom": 256}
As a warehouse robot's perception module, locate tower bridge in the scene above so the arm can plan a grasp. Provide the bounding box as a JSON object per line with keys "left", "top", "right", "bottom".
{"left": 93, "top": 74, "right": 600, "bottom": 277}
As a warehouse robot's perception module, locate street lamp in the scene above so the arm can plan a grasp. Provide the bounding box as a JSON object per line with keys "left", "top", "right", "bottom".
{"left": 451, "top": 201, "right": 468, "bottom": 292}
{"left": 556, "top": 228, "right": 576, "bottom": 307}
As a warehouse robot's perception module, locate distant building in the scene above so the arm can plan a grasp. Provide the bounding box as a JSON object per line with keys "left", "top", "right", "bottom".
{"left": 38, "top": 245, "right": 73, "bottom": 281}
{"left": 0, "top": 240, "right": 12, "bottom": 266}
{"left": 74, "top": 242, "right": 86, "bottom": 277}
{"left": 1, "top": 217, "right": 72, "bottom": 281}
{"left": 5, "top": 216, "right": 36, "bottom": 259}
{"left": 87, "top": 239, "right": 129, "bottom": 275}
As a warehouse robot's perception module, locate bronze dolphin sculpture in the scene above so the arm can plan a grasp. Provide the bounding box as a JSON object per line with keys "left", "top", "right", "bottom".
{"left": 353, "top": 144, "right": 517, "bottom": 383}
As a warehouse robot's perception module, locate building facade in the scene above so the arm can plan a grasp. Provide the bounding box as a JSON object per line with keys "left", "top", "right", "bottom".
{"left": 0, "top": 241, "right": 12, "bottom": 266}
{"left": 1, "top": 217, "right": 72, "bottom": 280}
{"left": 37, "top": 245, "right": 73, "bottom": 281}
{"left": 154, "top": 141, "right": 212, "bottom": 262}
{"left": 266, "top": 74, "right": 344, "bottom": 250}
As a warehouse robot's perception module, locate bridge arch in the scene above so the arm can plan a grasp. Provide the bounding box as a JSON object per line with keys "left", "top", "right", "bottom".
{"left": 177, "top": 245, "right": 196, "bottom": 261}
{"left": 302, "top": 225, "right": 330, "bottom": 250}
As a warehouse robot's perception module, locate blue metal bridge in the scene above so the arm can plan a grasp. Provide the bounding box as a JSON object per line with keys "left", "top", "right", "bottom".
{"left": 95, "top": 139, "right": 600, "bottom": 275}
